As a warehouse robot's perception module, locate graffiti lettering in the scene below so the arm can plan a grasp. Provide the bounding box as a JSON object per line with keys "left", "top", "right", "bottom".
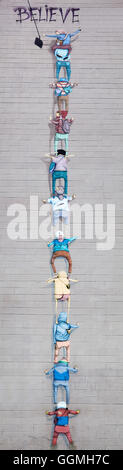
{"left": 14, "top": 6, "right": 80, "bottom": 23}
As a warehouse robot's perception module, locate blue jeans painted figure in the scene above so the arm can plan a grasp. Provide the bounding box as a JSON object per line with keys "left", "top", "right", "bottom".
{"left": 52, "top": 170, "right": 68, "bottom": 196}
{"left": 56, "top": 60, "right": 71, "bottom": 81}
{"left": 54, "top": 381, "right": 69, "bottom": 403}
{"left": 45, "top": 358, "right": 78, "bottom": 403}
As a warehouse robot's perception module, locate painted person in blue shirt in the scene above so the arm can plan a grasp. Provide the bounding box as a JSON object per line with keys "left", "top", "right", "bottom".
{"left": 48, "top": 230, "right": 77, "bottom": 275}
{"left": 44, "top": 28, "right": 81, "bottom": 80}
{"left": 53, "top": 311, "right": 79, "bottom": 363}
{"left": 44, "top": 357, "right": 78, "bottom": 403}
{"left": 43, "top": 28, "right": 81, "bottom": 45}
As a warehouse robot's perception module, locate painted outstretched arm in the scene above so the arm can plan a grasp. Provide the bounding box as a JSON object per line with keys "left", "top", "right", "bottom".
{"left": 49, "top": 82, "right": 56, "bottom": 89}
{"left": 68, "top": 366, "right": 78, "bottom": 373}
{"left": 48, "top": 241, "right": 54, "bottom": 248}
{"left": 70, "top": 82, "right": 78, "bottom": 88}
{"left": 68, "top": 237, "right": 78, "bottom": 245}
{"left": 47, "top": 278, "right": 54, "bottom": 284}
{"left": 50, "top": 118, "right": 58, "bottom": 125}
{"left": 44, "top": 34, "right": 58, "bottom": 38}
{"left": 46, "top": 410, "right": 56, "bottom": 415}
{"left": 45, "top": 367, "right": 54, "bottom": 376}
{"left": 70, "top": 28, "right": 81, "bottom": 38}
{"left": 68, "top": 409, "right": 80, "bottom": 415}
{"left": 67, "top": 323, "right": 79, "bottom": 334}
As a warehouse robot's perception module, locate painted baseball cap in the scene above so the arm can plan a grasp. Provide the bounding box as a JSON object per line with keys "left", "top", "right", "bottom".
{"left": 55, "top": 231, "right": 64, "bottom": 239}
{"left": 57, "top": 401, "right": 66, "bottom": 409}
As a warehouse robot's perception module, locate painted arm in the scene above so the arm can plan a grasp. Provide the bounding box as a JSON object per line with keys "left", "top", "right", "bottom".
{"left": 51, "top": 119, "right": 58, "bottom": 125}
{"left": 68, "top": 367, "right": 78, "bottom": 373}
{"left": 68, "top": 409, "right": 80, "bottom": 415}
{"left": 48, "top": 241, "right": 54, "bottom": 248}
{"left": 45, "top": 34, "right": 58, "bottom": 38}
{"left": 68, "top": 323, "right": 79, "bottom": 333}
{"left": 47, "top": 278, "right": 54, "bottom": 284}
{"left": 46, "top": 410, "right": 56, "bottom": 416}
{"left": 70, "top": 28, "right": 81, "bottom": 38}
{"left": 70, "top": 82, "right": 78, "bottom": 88}
{"left": 68, "top": 237, "right": 77, "bottom": 244}
{"left": 45, "top": 367, "right": 54, "bottom": 376}
{"left": 49, "top": 83, "right": 56, "bottom": 88}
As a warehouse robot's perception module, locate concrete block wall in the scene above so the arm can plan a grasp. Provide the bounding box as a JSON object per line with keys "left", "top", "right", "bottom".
{"left": 0, "top": 0, "right": 123, "bottom": 449}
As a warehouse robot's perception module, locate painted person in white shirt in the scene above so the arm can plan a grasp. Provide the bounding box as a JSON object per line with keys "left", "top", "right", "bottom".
{"left": 42, "top": 186, "right": 76, "bottom": 225}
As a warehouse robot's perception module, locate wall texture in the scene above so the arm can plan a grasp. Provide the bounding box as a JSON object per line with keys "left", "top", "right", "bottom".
{"left": 0, "top": 0, "right": 123, "bottom": 450}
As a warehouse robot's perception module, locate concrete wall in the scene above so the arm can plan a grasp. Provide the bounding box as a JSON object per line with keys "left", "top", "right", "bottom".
{"left": 0, "top": 0, "right": 123, "bottom": 450}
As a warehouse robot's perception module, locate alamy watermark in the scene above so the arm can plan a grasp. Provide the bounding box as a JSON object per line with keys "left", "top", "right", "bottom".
{"left": 6, "top": 196, "right": 115, "bottom": 251}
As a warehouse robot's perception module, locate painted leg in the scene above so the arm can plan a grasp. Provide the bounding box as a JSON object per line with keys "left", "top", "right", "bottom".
{"left": 67, "top": 296, "right": 70, "bottom": 324}
{"left": 54, "top": 135, "right": 58, "bottom": 155}
{"left": 65, "top": 135, "right": 69, "bottom": 155}
{"left": 66, "top": 343, "right": 70, "bottom": 363}
{"left": 64, "top": 172, "right": 68, "bottom": 195}
{"left": 65, "top": 96, "right": 69, "bottom": 112}
{"left": 52, "top": 429, "right": 59, "bottom": 446}
{"left": 66, "top": 428, "right": 73, "bottom": 444}
{"left": 51, "top": 254, "right": 57, "bottom": 273}
{"left": 58, "top": 96, "right": 62, "bottom": 113}
{"left": 66, "top": 62, "right": 71, "bottom": 81}
{"left": 65, "top": 384, "right": 70, "bottom": 404}
{"left": 56, "top": 61, "right": 61, "bottom": 80}
{"left": 56, "top": 299, "right": 58, "bottom": 324}
{"left": 54, "top": 344, "right": 59, "bottom": 363}
{"left": 52, "top": 172, "right": 56, "bottom": 196}
{"left": 54, "top": 384, "right": 58, "bottom": 403}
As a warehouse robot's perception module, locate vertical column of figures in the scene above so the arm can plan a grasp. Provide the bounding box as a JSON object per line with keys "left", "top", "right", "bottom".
{"left": 44, "top": 28, "right": 81, "bottom": 449}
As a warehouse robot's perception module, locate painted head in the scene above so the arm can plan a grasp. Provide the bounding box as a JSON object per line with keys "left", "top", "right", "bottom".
{"left": 57, "top": 271, "right": 68, "bottom": 279}
{"left": 57, "top": 311, "right": 67, "bottom": 323}
{"left": 55, "top": 30, "right": 66, "bottom": 35}
{"left": 59, "top": 357, "right": 68, "bottom": 364}
{"left": 57, "top": 149, "right": 66, "bottom": 157}
{"left": 55, "top": 231, "right": 64, "bottom": 242}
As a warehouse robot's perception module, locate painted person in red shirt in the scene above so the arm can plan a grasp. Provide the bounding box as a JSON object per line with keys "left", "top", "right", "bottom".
{"left": 46, "top": 401, "right": 80, "bottom": 448}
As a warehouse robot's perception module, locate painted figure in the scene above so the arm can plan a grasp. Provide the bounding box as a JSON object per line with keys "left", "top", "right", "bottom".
{"left": 44, "top": 357, "right": 78, "bottom": 403}
{"left": 49, "top": 79, "right": 78, "bottom": 112}
{"left": 44, "top": 29, "right": 81, "bottom": 80}
{"left": 46, "top": 401, "right": 80, "bottom": 448}
{"left": 47, "top": 270, "right": 78, "bottom": 322}
{"left": 42, "top": 187, "right": 76, "bottom": 225}
{"left": 54, "top": 47, "right": 71, "bottom": 80}
{"left": 49, "top": 111, "right": 73, "bottom": 155}
{"left": 48, "top": 231, "right": 77, "bottom": 274}
{"left": 53, "top": 311, "right": 79, "bottom": 363}
{"left": 43, "top": 29, "right": 81, "bottom": 46}
{"left": 48, "top": 149, "right": 68, "bottom": 196}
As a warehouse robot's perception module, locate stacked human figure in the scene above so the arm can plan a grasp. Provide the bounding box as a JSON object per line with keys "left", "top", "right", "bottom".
{"left": 43, "top": 28, "right": 81, "bottom": 449}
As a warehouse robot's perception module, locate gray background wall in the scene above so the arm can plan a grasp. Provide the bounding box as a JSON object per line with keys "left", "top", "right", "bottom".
{"left": 0, "top": 0, "right": 123, "bottom": 450}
